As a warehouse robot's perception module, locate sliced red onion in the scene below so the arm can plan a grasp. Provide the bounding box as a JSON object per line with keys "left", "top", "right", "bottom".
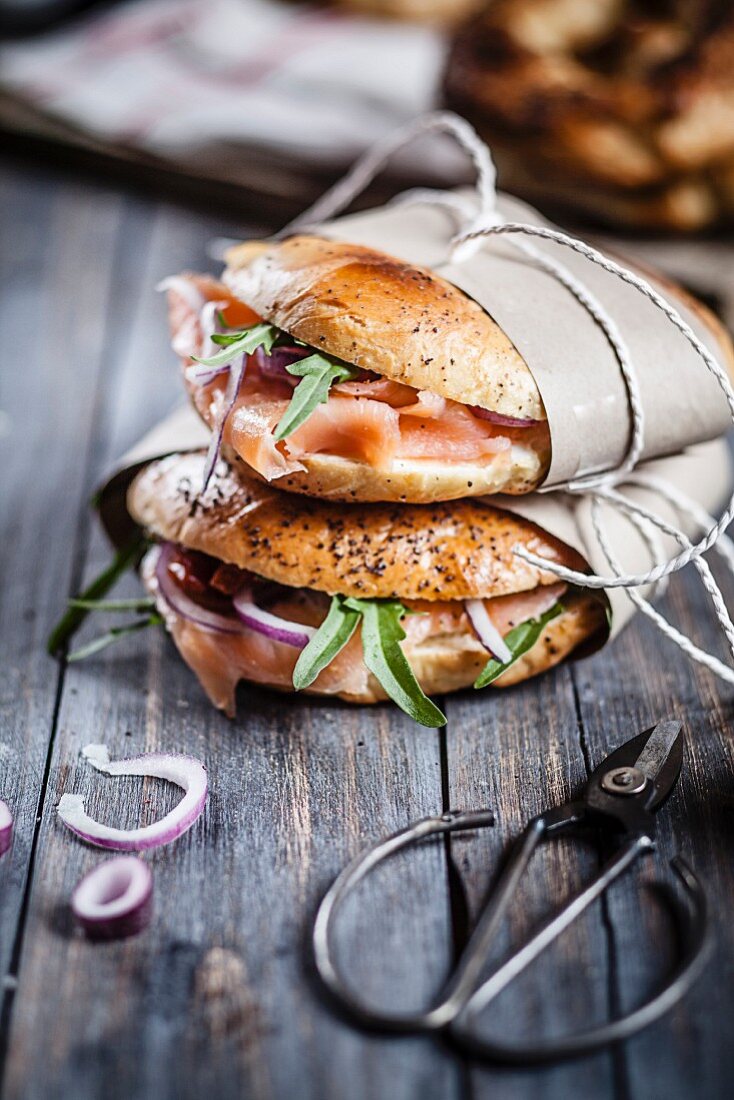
{"left": 200, "top": 352, "right": 246, "bottom": 494}
{"left": 200, "top": 299, "right": 227, "bottom": 355}
{"left": 57, "top": 743, "right": 208, "bottom": 851}
{"left": 71, "top": 856, "right": 153, "bottom": 940}
{"left": 254, "top": 344, "right": 308, "bottom": 382}
{"left": 232, "top": 587, "right": 316, "bottom": 648}
{"left": 0, "top": 801, "right": 12, "bottom": 856}
{"left": 155, "top": 544, "right": 245, "bottom": 635}
{"left": 465, "top": 600, "right": 513, "bottom": 664}
{"left": 156, "top": 276, "right": 205, "bottom": 312}
{"left": 469, "top": 406, "right": 541, "bottom": 428}
{"left": 185, "top": 361, "right": 231, "bottom": 386}
{"left": 183, "top": 301, "right": 231, "bottom": 385}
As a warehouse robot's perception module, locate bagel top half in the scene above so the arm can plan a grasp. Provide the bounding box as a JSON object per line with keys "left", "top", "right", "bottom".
{"left": 128, "top": 451, "right": 588, "bottom": 603}
{"left": 223, "top": 235, "right": 545, "bottom": 422}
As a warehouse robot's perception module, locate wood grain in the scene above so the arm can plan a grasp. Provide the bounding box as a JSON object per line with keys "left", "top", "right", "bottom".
{"left": 0, "top": 177, "right": 460, "bottom": 1100}
{"left": 1, "top": 152, "right": 734, "bottom": 1100}
{"left": 443, "top": 670, "right": 620, "bottom": 1099}
{"left": 0, "top": 162, "right": 124, "bottom": 1009}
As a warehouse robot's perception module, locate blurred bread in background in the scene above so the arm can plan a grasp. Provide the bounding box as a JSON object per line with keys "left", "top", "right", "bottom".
{"left": 443, "top": 0, "right": 734, "bottom": 231}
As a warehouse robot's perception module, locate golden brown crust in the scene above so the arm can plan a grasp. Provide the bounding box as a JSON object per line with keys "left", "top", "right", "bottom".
{"left": 223, "top": 235, "right": 545, "bottom": 421}
{"left": 128, "top": 451, "right": 589, "bottom": 602}
{"left": 444, "top": 0, "right": 734, "bottom": 231}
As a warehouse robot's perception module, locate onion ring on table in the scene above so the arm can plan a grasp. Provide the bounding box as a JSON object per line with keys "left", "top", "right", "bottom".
{"left": 57, "top": 744, "right": 207, "bottom": 852}
{"left": 0, "top": 801, "right": 13, "bottom": 856}
{"left": 71, "top": 855, "right": 153, "bottom": 940}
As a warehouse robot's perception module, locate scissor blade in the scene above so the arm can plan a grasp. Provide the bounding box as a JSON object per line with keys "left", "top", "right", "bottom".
{"left": 634, "top": 719, "right": 682, "bottom": 785}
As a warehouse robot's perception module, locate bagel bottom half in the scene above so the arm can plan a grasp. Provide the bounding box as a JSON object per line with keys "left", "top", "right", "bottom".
{"left": 128, "top": 453, "right": 608, "bottom": 718}
{"left": 141, "top": 549, "right": 603, "bottom": 713}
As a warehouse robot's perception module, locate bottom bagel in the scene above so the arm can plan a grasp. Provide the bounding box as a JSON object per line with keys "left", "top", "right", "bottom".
{"left": 128, "top": 453, "right": 608, "bottom": 726}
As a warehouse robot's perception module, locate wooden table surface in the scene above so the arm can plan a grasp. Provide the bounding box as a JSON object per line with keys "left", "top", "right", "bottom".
{"left": 2, "top": 152, "right": 734, "bottom": 1100}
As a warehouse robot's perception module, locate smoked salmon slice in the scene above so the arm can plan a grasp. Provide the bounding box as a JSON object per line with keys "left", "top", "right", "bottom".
{"left": 144, "top": 543, "right": 568, "bottom": 715}
{"left": 166, "top": 274, "right": 529, "bottom": 482}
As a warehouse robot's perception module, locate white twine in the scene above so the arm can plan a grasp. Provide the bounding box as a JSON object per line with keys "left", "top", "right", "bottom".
{"left": 283, "top": 110, "right": 734, "bottom": 688}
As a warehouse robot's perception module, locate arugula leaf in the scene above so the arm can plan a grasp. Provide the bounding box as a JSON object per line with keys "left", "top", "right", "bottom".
{"left": 68, "top": 614, "right": 163, "bottom": 663}
{"left": 47, "top": 537, "right": 147, "bottom": 657}
{"left": 192, "top": 322, "right": 278, "bottom": 368}
{"left": 292, "top": 595, "right": 361, "bottom": 690}
{"left": 473, "top": 603, "right": 563, "bottom": 689}
{"left": 273, "top": 353, "right": 359, "bottom": 442}
{"left": 68, "top": 597, "right": 156, "bottom": 612}
{"left": 345, "top": 598, "right": 447, "bottom": 728}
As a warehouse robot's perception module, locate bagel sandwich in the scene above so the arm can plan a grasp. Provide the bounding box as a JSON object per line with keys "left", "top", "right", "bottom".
{"left": 160, "top": 236, "right": 551, "bottom": 506}
{"left": 126, "top": 452, "right": 608, "bottom": 726}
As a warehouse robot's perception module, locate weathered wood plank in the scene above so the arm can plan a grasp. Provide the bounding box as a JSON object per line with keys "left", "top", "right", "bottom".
{"left": 0, "top": 163, "right": 125, "bottom": 1001}
{"left": 3, "top": 151, "right": 734, "bottom": 1100}
{"left": 572, "top": 564, "right": 734, "bottom": 1100}
{"left": 443, "top": 668, "right": 619, "bottom": 1098}
{"left": 1, "top": 188, "right": 461, "bottom": 1100}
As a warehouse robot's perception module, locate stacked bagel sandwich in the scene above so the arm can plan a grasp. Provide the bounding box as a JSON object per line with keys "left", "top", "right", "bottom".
{"left": 120, "top": 234, "right": 618, "bottom": 727}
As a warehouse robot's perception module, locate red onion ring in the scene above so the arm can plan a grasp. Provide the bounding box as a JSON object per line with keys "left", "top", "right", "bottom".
{"left": 465, "top": 600, "right": 512, "bottom": 664}
{"left": 0, "top": 801, "right": 13, "bottom": 856}
{"left": 201, "top": 353, "right": 246, "bottom": 493}
{"left": 57, "top": 744, "right": 208, "bottom": 851}
{"left": 185, "top": 299, "right": 229, "bottom": 382}
{"left": 232, "top": 587, "right": 316, "bottom": 648}
{"left": 254, "top": 344, "right": 308, "bottom": 382}
{"left": 186, "top": 361, "right": 231, "bottom": 386}
{"left": 155, "top": 544, "right": 245, "bottom": 634}
{"left": 153, "top": 545, "right": 318, "bottom": 649}
{"left": 469, "top": 406, "right": 541, "bottom": 428}
{"left": 71, "top": 856, "right": 153, "bottom": 940}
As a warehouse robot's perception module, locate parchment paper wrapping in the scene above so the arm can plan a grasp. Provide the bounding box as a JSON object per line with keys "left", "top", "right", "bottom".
{"left": 97, "top": 403, "right": 734, "bottom": 648}
{"left": 97, "top": 183, "right": 734, "bottom": 660}
{"left": 315, "top": 193, "right": 733, "bottom": 486}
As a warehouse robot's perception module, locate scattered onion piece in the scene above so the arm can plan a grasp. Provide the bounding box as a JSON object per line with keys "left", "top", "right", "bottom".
{"left": 71, "top": 856, "right": 153, "bottom": 940}
{"left": 465, "top": 600, "right": 513, "bottom": 665}
{"left": 57, "top": 744, "right": 208, "bottom": 852}
{"left": 469, "top": 406, "right": 540, "bottom": 428}
{"left": 232, "top": 587, "right": 316, "bottom": 648}
{"left": 0, "top": 801, "right": 12, "bottom": 856}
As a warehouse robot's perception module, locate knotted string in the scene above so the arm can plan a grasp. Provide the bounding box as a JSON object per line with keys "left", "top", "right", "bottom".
{"left": 285, "top": 110, "right": 734, "bottom": 686}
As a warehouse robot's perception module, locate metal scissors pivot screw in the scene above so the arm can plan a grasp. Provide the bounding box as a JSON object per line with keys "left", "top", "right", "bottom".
{"left": 312, "top": 719, "right": 712, "bottom": 1064}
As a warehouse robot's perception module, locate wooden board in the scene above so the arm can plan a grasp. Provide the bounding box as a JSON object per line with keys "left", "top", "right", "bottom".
{"left": 1, "top": 151, "right": 734, "bottom": 1100}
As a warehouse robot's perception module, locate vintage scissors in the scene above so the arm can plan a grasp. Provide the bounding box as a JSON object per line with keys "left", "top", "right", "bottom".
{"left": 313, "top": 719, "right": 712, "bottom": 1063}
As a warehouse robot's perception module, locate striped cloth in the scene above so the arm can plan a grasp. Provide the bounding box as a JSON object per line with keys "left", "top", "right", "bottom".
{"left": 1, "top": 0, "right": 455, "bottom": 202}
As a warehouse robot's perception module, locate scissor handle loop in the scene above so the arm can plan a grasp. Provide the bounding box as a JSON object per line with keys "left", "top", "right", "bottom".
{"left": 452, "top": 856, "right": 712, "bottom": 1064}
{"left": 312, "top": 809, "right": 495, "bottom": 1033}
